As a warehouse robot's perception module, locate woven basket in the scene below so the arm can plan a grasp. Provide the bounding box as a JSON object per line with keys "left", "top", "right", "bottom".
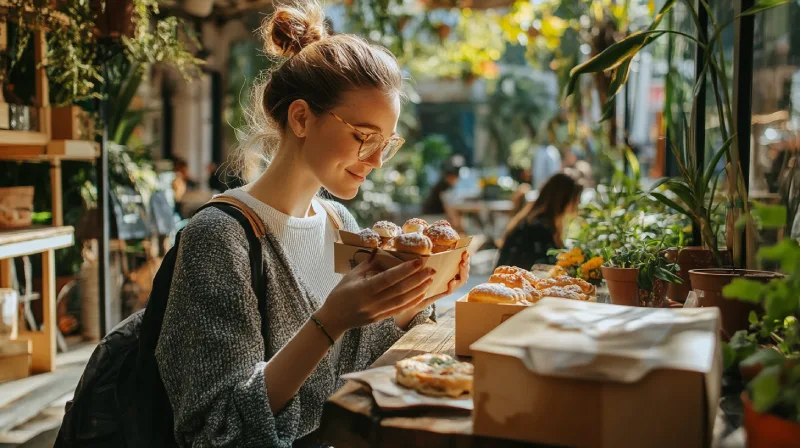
{"left": 0, "top": 186, "right": 34, "bottom": 229}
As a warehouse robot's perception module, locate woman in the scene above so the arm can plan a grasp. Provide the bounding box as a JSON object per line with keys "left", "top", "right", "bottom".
{"left": 155, "top": 4, "right": 470, "bottom": 447}
{"left": 496, "top": 173, "right": 583, "bottom": 270}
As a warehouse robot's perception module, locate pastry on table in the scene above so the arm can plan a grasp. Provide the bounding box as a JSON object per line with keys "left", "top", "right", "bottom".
{"left": 388, "top": 233, "right": 433, "bottom": 255}
{"left": 493, "top": 265, "right": 541, "bottom": 288}
{"left": 535, "top": 275, "right": 596, "bottom": 296}
{"left": 540, "top": 286, "right": 589, "bottom": 301}
{"left": 395, "top": 353, "right": 473, "bottom": 398}
{"left": 487, "top": 273, "right": 542, "bottom": 303}
{"left": 423, "top": 224, "right": 460, "bottom": 253}
{"left": 431, "top": 219, "right": 452, "bottom": 228}
{"left": 467, "top": 283, "right": 531, "bottom": 305}
{"left": 402, "top": 218, "right": 429, "bottom": 234}
{"left": 372, "top": 221, "right": 401, "bottom": 249}
{"left": 355, "top": 228, "right": 381, "bottom": 249}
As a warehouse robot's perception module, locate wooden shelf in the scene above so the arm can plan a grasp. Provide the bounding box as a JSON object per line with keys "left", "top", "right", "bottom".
{"left": 0, "top": 226, "right": 75, "bottom": 259}
{"left": 0, "top": 130, "right": 48, "bottom": 147}
{"left": 0, "top": 140, "right": 98, "bottom": 161}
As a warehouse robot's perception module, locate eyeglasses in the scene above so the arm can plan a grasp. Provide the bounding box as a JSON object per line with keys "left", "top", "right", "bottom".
{"left": 328, "top": 112, "right": 405, "bottom": 164}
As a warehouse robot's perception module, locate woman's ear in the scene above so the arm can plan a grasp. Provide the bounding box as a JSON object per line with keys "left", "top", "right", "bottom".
{"left": 287, "top": 100, "right": 313, "bottom": 138}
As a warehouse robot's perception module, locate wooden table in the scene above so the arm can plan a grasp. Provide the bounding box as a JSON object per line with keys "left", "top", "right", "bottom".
{"left": 0, "top": 226, "right": 75, "bottom": 374}
{"left": 317, "top": 309, "right": 746, "bottom": 448}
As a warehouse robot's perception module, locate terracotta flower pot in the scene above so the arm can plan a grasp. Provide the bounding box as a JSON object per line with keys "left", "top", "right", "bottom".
{"left": 688, "top": 269, "right": 782, "bottom": 340}
{"left": 601, "top": 266, "right": 640, "bottom": 307}
{"left": 742, "top": 392, "right": 800, "bottom": 448}
{"left": 664, "top": 247, "right": 731, "bottom": 303}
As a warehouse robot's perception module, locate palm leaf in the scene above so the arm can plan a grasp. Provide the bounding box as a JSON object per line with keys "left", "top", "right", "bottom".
{"left": 651, "top": 192, "right": 692, "bottom": 217}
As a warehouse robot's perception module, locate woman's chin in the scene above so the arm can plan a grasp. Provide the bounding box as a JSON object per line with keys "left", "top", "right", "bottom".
{"left": 324, "top": 185, "right": 359, "bottom": 200}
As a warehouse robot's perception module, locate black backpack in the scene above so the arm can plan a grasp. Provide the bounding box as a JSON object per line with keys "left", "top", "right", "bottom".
{"left": 55, "top": 198, "right": 268, "bottom": 448}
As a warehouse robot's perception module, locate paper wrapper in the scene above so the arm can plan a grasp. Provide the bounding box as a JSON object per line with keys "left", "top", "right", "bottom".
{"left": 341, "top": 365, "right": 473, "bottom": 411}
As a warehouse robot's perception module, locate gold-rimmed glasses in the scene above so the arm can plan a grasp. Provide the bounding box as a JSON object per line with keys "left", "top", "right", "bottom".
{"left": 329, "top": 112, "right": 405, "bottom": 164}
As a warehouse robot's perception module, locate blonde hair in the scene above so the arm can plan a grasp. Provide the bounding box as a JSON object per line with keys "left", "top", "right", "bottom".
{"left": 231, "top": 2, "right": 403, "bottom": 181}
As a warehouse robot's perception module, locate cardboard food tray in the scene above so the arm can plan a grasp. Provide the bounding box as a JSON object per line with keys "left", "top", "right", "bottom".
{"left": 341, "top": 365, "right": 473, "bottom": 411}
{"left": 455, "top": 294, "right": 597, "bottom": 357}
{"left": 334, "top": 230, "right": 472, "bottom": 299}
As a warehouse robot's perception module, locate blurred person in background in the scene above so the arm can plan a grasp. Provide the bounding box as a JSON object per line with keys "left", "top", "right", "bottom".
{"left": 496, "top": 173, "right": 584, "bottom": 269}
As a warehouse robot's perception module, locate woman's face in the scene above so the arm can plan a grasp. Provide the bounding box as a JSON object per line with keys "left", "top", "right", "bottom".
{"left": 299, "top": 88, "right": 401, "bottom": 200}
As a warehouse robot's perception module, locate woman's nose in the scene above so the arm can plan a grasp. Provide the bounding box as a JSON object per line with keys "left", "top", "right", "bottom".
{"left": 363, "top": 147, "right": 383, "bottom": 169}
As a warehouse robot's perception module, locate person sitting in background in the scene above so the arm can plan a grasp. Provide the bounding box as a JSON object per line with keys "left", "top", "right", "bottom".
{"left": 496, "top": 173, "right": 584, "bottom": 270}
{"left": 422, "top": 165, "right": 459, "bottom": 215}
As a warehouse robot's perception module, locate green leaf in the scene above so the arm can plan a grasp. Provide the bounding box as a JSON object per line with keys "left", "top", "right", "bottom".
{"left": 702, "top": 134, "right": 736, "bottom": 189}
{"left": 740, "top": 0, "right": 791, "bottom": 16}
{"left": 757, "top": 239, "right": 800, "bottom": 273}
{"left": 750, "top": 203, "right": 788, "bottom": 229}
{"left": 650, "top": 192, "right": 691, "bottom": 218}
{"left": 741, "top": 348, "right": 785, "bottom": 369}
{"left": 663, "top": 179, "right": 698, "bottom": 211}
{"left": 722, "top": 278, "right": 764, "bottom": 303}
{"left": 748, "top": 365, "right": 781, "bottom": 413}
{"left": 748, "top": 311, "right": 759, "bottom": 325}
{"left": 722, "top": 343, "right": 737, "bottom": 369}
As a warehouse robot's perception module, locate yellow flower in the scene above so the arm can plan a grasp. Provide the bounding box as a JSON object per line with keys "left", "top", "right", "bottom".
{"left": 581, "top": 256, "right": 604, "bottom": 272}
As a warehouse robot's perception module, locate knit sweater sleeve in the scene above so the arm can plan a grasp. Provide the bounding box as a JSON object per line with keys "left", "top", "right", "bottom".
{"left": 155, "top": 208, "right": 300, "bottom": 448}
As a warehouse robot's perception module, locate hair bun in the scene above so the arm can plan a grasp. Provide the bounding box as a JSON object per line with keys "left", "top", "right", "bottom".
{"left": 263, "top": 3, "right": 327, "bottom": 57}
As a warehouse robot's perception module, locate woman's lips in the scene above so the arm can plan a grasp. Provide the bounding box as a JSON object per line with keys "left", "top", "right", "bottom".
{"left": 346, "top": 170, "right": 366, "bottom": 182}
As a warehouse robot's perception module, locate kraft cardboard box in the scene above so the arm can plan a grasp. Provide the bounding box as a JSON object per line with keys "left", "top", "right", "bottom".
{"left": 471, "top": 298, "right": 721, "bottom": 448}
{"left": 455, "top": 295, "right": 598, "bottom": 357}
{"left": 334, "top": 231, "right": 472, "bottom": 299}
{"left": 455, "top": 296, "right": 528, "bottom": 357}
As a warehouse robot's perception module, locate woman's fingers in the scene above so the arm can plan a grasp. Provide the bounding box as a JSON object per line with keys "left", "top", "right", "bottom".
{"left": 365, "top": 259, "right": 425, "bottom": 293}
{"left": 379, "top": 276, "right": 434, "bottom": 314}
{"left": 375, "top": 268, "right": 436, "bottom": 302}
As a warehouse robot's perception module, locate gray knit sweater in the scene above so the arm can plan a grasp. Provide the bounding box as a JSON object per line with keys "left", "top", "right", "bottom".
{"left": 155, "top": 200, "right": 434, "bottom": 447}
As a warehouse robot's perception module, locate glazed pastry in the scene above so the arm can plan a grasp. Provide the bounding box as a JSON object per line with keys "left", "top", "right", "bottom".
{"left": 356, "top": 228, "right": 381, "bottom": 249}
{"left": 494, "top": 265, "right": 541, "bottom": 288}
{"left": 424, "top": 225, "right": 460, "bottom": 253}
{"left": 487, "top": 273, "right": 541, "bottom": 303}
{"left": 431, "top": 219, "right": 452, "bottom": 228}
{"left": 467, "top": 283, "right": 529, "bottom": 305}
{"left": 373, "top": 221, "right": 401, "bottom": 248}
{"left": 540, "top": 286, "right": 588, "bottom": 301}
{"left": 395, "top": 354, "right": 473, "bottom": 398}
{"left": 535, "top": 275, "right": 595, "bottom": 295}
{"left": 389, "top": 233, "right": 433, "bottom": 255}
{"left": 402, "top": 218, "right": 429, "bottom": 234}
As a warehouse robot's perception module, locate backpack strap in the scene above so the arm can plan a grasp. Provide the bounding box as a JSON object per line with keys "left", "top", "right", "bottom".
{"left": 317, "top": 198, "right": 344, "bottom": 231}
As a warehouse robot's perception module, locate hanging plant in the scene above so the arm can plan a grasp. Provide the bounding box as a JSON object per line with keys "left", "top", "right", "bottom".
{"left": 1, "top": 0, "right": 202, "bottom": 106}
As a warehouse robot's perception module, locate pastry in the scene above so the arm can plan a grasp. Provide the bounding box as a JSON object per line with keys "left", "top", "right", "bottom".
{"left": 389, "top": 233, "right": 433, "bottom": 255}
{"left": 395, "top": 354, "right": 473, "bottom": 398}
{"left": 431, "top": 219, "right": 452, "bottom": 228}
{"left": 356, "top": 228, "right": 381, "bottom": 249}
{"left": 540, "top": 286, "right": 588, "bottom": 301}
{"left": 424, "top": 225, "right": 460, "bottom": 253}
{"left": 373, "top": 221, "right": 401, "bottom": 248}
{"left": 487, "top": 273, "right": 542, "bottom": 303}
{"left": 402, "top": 218, "right": 429, "bottom": 234}
{"left": 467, "top": 283, "right": 529, "bottom": 305}
{"left": 494, "top": 265, "right": 541, "bottom": 288}
{"left": 536, "top": 275, "right": 595, "bottom": 296}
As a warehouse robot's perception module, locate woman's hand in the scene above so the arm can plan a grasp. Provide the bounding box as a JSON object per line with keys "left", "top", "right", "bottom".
{"left": 316, "top": 258, "right": 437, "bottom": 339}
{"left": 394, "top": 251, "right": 471, "bottom": 329}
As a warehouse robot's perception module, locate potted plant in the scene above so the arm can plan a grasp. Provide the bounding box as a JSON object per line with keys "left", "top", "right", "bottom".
{"left": 721, "top": 235, "right": 799, "bottom": 447}
{"left": 601, "top": 238, "right": 682, "bottom": 307}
